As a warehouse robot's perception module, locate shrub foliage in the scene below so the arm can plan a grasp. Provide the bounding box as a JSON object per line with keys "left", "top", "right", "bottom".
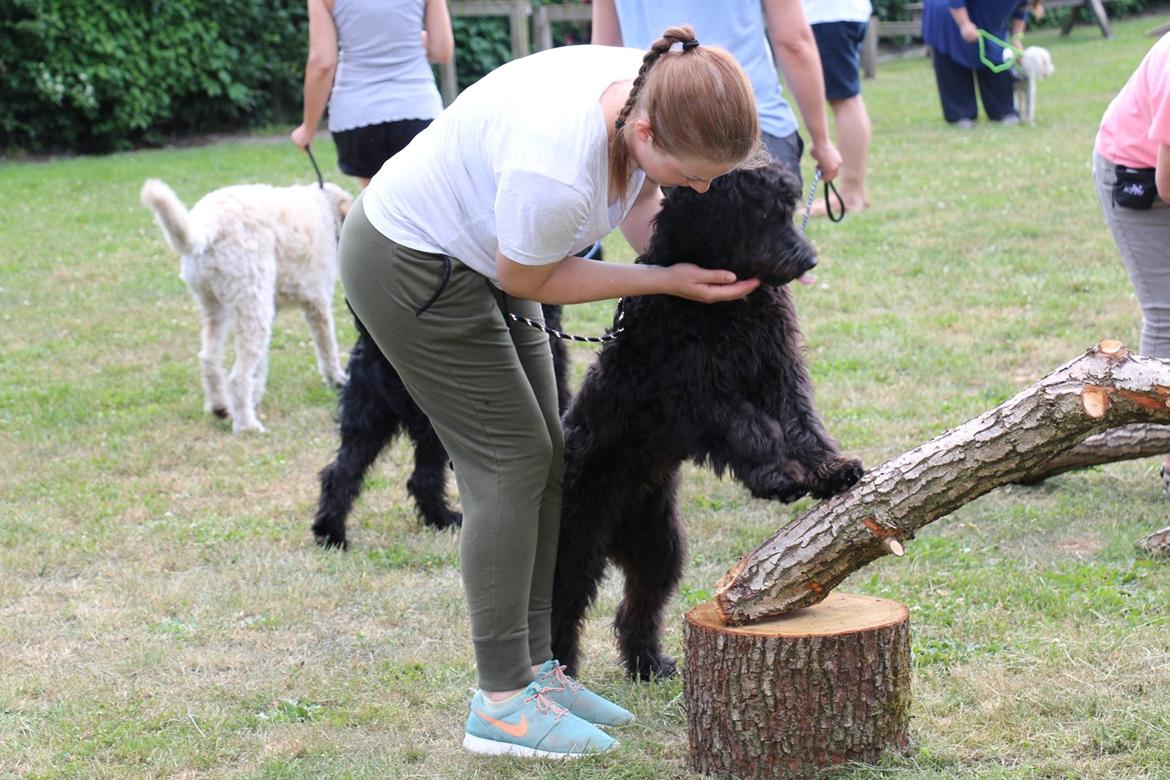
{"left": 0, "top": 0, "right": 600, "bottom": 154}
{"left": 0, "top": 0, "right": 308, "bottom": 153}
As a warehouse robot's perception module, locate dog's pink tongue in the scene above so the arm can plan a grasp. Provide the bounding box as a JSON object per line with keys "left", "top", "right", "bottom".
{"left": 797, "top": 272, "right": 816, "bottom": 286}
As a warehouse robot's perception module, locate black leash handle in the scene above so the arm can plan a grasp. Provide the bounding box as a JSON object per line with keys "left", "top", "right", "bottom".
{"left": 822, "top": 178, "right": 846, "bottom": 223}
{"left": 800, "top": 167, "right": 846, "bottom": 232}
{"left": 305, "top": 145, "right": 324, "bottom": 189}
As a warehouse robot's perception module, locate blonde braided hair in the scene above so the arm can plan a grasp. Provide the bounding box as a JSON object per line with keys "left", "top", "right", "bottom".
{"left": 608, "top": 26, "right": 760, "bottom": 195}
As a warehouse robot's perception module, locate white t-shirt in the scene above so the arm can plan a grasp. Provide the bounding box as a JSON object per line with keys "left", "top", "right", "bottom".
{"left": 362, "top": 45, "right": 648, "bottom": 284}
{"left": 802, "top": 0, "right": 873, "bottom": 26}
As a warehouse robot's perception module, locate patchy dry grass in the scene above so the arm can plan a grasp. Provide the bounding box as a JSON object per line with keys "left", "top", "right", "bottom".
{"left": 3, "top": 17, "right": 1170, "bottom": 779}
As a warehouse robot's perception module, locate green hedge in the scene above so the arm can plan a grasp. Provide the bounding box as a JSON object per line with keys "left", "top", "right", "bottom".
{"left": 0, "top": 0, "right": 307, "bottom": 154}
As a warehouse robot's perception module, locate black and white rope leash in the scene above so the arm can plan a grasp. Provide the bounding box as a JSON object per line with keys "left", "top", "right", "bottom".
{"left": 800, "top": 167, "right": 846, "bottom": 232}
{"left": 506, "top": 169, "right": 843, "bottom": 344}
{"left": 504, "top": 241, "right": 627, "bottom": 344}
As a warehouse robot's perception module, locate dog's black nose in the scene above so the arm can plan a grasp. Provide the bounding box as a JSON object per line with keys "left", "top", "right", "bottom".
{"left": 801, "top": 255, "right": 817, "bottom": 274}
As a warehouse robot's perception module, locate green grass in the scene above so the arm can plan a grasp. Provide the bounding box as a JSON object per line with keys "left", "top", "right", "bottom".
{"left": 4, "top": 17, "right": 1170, "bottom": 778}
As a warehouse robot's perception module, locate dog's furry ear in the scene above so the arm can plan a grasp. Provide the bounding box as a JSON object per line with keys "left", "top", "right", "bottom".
{"left": 775, "top": 165, "right": 803, "bottom": 206}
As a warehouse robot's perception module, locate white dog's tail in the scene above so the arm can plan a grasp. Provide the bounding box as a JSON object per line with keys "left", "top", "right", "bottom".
{"left": 140, "top": 178, "right": 199, "bottom": 255}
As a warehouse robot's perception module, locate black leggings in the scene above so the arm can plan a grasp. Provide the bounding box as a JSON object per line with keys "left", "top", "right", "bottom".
{"left": 931, "top": 49, "right": 1017, "bottom": 123}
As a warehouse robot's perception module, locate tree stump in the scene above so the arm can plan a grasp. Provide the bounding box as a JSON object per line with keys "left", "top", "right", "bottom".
{"left": 684, "top": 592, "right": 911, "bottom": 779}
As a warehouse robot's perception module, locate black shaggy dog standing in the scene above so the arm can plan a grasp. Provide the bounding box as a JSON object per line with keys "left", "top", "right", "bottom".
{"left": 312, "top": 304, "right": 571, "bottom": 547}
{"left": 550, "top": 160, "right": 864, "bottom": 680}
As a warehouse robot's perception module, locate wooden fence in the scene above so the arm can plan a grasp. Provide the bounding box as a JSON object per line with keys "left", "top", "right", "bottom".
{"left": 439, "top": 0, "right": 591, "bottom": 104}
{"left": 442, "top": 0, "right": 1112, "bottom": 100}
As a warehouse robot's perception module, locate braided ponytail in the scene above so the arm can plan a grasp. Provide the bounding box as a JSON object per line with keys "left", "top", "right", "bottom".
{"left": 608, "top": 26, "right": 759, "bottom": 197}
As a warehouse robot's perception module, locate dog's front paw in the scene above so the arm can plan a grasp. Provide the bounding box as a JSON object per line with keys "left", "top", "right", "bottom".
{"left": 751, "top": 462, "right": 810, "bottom": 503}
{"left": 312, "top": 526, "right": 349, "bottom": 550}
{"left": 809, "top": 456, "right": 864, "bottom": 499}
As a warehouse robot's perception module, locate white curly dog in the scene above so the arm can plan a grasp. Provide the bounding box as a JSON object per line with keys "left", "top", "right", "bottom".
{"left": 141, "top": 179, "right": 353, "bottom": 433}
{"left": 1014, "top": 46, "right": 1055, "bottom": 124}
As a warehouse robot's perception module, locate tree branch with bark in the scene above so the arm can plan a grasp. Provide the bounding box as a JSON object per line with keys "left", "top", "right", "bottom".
{"left": 714, "top": 341, "right": 1170, "bottom": 626}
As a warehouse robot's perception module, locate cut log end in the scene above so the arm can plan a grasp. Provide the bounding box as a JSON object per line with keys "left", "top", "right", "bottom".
{"left": 1081, "top": 385, "right": 1111, "bottom": 419}
{"left": 689, "top": 591, "right": 907, "bottom": 637}
{"left": 1097, "top": 339, "right": 1126, "bottom": 356}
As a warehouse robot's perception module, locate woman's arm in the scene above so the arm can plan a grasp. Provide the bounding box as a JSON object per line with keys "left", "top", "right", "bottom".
{"left": 423, "top": 0, "right": 454, "bottom": 63}
{"left": 948, "top": 4, "right": 980, "bottom": 42}
{"left": 590, "top": 0, "right": 623, "bottom": 46}
{"left": 291, "top": 0, "right": 338, "bottom": 149}
{"left": 761, "top": 0, "right": 841, "bottom": 180}
{"left": 616, "top": 179, "right": 663, "bottom": 257}
{"left": 495, "top": 251, "right": 760, "bottom": 305}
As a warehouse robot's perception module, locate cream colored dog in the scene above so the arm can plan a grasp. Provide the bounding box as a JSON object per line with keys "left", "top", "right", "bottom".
{"left": 141, "top": 179, "right": 353, "bottom": 433}
{"left": 1014, "top": 46, "right": 1055, "bottom": 124}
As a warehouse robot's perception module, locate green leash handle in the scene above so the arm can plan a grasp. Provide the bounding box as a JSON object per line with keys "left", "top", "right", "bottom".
{"left": 977, "top": 28, "right": 1023, "bottom": 72}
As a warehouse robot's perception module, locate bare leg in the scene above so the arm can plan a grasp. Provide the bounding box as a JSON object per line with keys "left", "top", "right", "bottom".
{"left": 812, "top": 95, "right": 871, "bottom": 216}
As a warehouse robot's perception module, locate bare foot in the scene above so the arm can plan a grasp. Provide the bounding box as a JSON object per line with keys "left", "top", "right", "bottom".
{"left": 808, "top": 193, "right": 869, "bottom": 219}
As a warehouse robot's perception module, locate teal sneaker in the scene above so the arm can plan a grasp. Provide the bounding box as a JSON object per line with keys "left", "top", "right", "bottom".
{"left": 534, "top": 660, "right": 635, "bottom": 727}
{"left": 463, "top": 681, "right": 617, "bottom": 759}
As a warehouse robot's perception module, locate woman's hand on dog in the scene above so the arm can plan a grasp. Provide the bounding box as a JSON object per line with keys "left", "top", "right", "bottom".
{"left": 665, "top": 264, "right": 761, "bottom": 303}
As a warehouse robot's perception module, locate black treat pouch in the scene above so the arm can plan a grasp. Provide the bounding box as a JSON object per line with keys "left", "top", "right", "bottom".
{"left": 1113, "top": 165, "right": 1158, "bottom": 210}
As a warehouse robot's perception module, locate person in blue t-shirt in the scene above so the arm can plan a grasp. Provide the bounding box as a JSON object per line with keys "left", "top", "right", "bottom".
{"left": 921, "top": 0, "right": 1029, "bottom": 126}
{"left": 592, "top": 0, "right": 842, "bottom": 185}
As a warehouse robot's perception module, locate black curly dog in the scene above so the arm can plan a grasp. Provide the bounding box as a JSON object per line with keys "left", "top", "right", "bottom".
{"left": 550, "top": 160, "right": 865, "bottom": 680}
{"left": 312, "top": 299, "right": 573, "bottom": 547}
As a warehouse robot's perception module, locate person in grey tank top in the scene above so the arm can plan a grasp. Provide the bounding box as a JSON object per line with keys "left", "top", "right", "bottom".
{"left": 291, "top": 0, "right": 453, "bottom": 187}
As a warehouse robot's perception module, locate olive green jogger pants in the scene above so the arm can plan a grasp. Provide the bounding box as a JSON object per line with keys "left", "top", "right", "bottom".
{"left": 339, "top": 195, "right": 563, "bottom": 692}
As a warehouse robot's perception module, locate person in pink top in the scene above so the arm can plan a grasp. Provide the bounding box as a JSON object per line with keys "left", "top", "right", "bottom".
{"left": 1092, "top": 32, "right": 1170, "bottom": 487}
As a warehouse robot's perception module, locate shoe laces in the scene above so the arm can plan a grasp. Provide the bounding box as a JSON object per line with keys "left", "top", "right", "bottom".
{"left": 546, "top": 663, "right": 582, "bottom": 696}
{"left": 525, "top": 687, "right": 569, "bottom": 720}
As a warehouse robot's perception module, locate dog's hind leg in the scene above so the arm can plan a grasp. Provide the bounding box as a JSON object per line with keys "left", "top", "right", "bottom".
{"left": 314, "top": 335, "right": 404, "bottom": 547}
{"left": 251, "top": 344, "right": 269, "bottom": 409}
{"left": 194, "top": 293, "right": 231, "bottom": 420}
{"left": 402, "top": 411, "right": 462, "bottom": 529}
{"left": 227, "top": 294, "right": 273, "bottom": 433}
{"left": 608, "top": 475, "right": 685, "bottom": 681}
{"left": 550, "top": 486, "right": 616, "bottom": 676}
{"left": 303, "top": 297, "right": 347, "bottom": 388}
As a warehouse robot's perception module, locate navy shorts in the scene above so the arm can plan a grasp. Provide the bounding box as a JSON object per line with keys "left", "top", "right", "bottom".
{"left": 812, "top": 20, "right": 868, "bottom": 100}
{"left": 332, "top": 118, "right": 432, "bottom": 179}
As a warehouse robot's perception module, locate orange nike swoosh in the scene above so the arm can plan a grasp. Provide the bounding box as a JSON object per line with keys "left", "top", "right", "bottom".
{"left": 475, "top": 709, "right": 529, "bottom": 737}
